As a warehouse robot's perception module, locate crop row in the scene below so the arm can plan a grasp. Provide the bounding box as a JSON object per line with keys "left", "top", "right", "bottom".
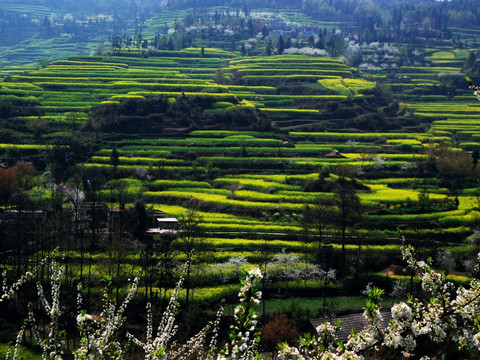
{"left": 144, "top": 190, "right": 305, "bottom": 211}
{"left": 290, "top": 131, "right": 448, "bottom": 142}
{"left": 100, "top": 144, "right": 386, "bottom": 156}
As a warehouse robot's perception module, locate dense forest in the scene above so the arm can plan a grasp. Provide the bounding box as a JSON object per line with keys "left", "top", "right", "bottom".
{"left": 1, "top": 0, "right": 480, "bottom": 52}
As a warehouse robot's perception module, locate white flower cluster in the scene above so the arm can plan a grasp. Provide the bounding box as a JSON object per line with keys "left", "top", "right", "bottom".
{"left": 222, "top": 268, "right": 263, "bottom": 360}
{"left": 5, "top": 244, "right": 480, "bottom": 359}
{"left": 74, "top": 277, "right": 138, "bottom": 360}
{"left": 469, "top": 83, "right": 480, "bottom": 101}
{"left": 266, "top": 255, "right": 333, "bottom": 285}
{"left": 344, "top": 41, "right": 362, "bottom": 60}
{"left": 127, "top": 262, "right": 188, "bottom": 359}
{"left": 277, "top": 241, "right": 480, "bottom": 359}
{"left": 372, "top": 156, "right": 386, "bottom": 169}
{"left": 358, "top": 63, "right": 384, "bottom": 72}
{"left": 249, "top": 11, "right": 281, "bottom": 21}
{"left": 283, "top": 47, "right": 329, "bottom": 57}
{"left": 352, "top": 41, "right": 401, "bottom": 72}
{"left": 185, "top": 25, "right": 209, "bottom": 32}
{"left": 27, "top": 260, "right": 65, "bottom": 360}
{"left": 6, "top": 257, "right": 139, "bottom": 360}
{"left": 0, "top": 269, "right": 33, "bottom": 303}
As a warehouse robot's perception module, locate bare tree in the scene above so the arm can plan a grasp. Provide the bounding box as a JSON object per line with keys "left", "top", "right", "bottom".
{"left": 178, "top": 204, "right": 205, "bottom": 311}
{"left": 333, "top": 182, "right": 362, "bottom": 272}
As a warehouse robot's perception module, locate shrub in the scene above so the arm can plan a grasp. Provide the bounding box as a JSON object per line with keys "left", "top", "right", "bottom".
{"left": 261, "top": 315, "right": 299, "bottom": 353}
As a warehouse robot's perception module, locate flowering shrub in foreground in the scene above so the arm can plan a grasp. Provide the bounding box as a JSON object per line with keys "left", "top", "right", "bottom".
{"left": 1, "top": 269, "right": 33, "bottom": 304}
{"left": 5, "top": 242, "right": 480, "bottom": 359}
{"left": 468, "top": 78, "right": 480, "bottom": 101}
{"left": 277, "top": 243, "right": 480, "bottom": 360}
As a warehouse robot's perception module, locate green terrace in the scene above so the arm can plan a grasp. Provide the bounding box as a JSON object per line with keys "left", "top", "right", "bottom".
{"left": 2, "top": 49, "right": 480, "bottom": 254}
{"left": 1, "top": 53, "right": 376, "bottom": 132}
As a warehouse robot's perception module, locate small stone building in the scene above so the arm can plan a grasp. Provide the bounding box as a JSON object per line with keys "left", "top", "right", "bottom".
{"left": 154, "top": 217, "right": 179, "bottom": 230}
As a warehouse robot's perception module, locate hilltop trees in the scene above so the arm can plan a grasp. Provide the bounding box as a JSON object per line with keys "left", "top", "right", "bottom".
{"left": 87, "top": 94, "right": 272, "bottom": 134}
{"left": 463, "top": 51, "right": 480, "bottom": 83}
{"left": 435, "top": 144, "right": 480, "bottom": 193}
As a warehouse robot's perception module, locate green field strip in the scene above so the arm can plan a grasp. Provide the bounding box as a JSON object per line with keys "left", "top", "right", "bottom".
{"left": 189, "top": 130, "right": 277, "bottom": 138}
{"left": 399, "top": 66, "right": 461, "bottom": 73}
{"left": 342, "top": 153, "right": 426, "bottom": 161}
{"left": 201, "top": 221, "right": 303, "bottom": 233}
{"left": 407, "top": 105, "right": 480, "bottom": 113}
{"left": 223, "top": 173, "right": 317, "bottom": 182}
{"left": 148, "top": 180, "right": 212, "bottom": 190}
{"left": 229, "top": 55, "right": 345, "bottom": 64}
{"left": 239, "top": 94, "right": 348, "bottom": 100}
{"left": 0, "top": 143, "right": 51, "bottom": 150}
{"left": 229, "top": 189, "right": 323, "bottom": 204}
{"left": 39, "top": 105, "right": 93, "bottom": 112}
{"left": 196, "top": 155, "right": 298, "bottom": 164}
{"left": 231, "top": 64, "right": 349, "bottom": 71}
{"left": 144, "top": 190, "right": 305, "bottom": 211}
{"left": 426, "top": 51, "right": 456, "bottom": 59}
{"left": 236, "top": 68, "right": 352, "bottom": 75}
{"left": 430, "top": 60, "right": 464, "bottom": 67}
{"left": 108, "top": 51, "right": 233, "bottom": 63}
{"left": 18, "top": 114, "right": 87, "bottom": 123}
{"left": 128, "top": 137, "right": 285, "bottom": 147}
{"left": 31, "top": 81, "right": 233, "bottom": 92}
{"left": 126, "top": 91, "right": 237, "bottom": 99}
{"left": 260, "top": 108, "right": 320, "bottom": 115}
{"left": 458, "top": 142, "right": 480, "bottom": 149}
{"left": 213, "top": 177, "right": 302, "bottom": 191}
{"left": 242, "top": 74, "right": 351, "bottom": 82}
{"left": 206, "top": 237, "right": 306, "bottom": 250}
{"left": 409, "top": 79, "right": 441, "bottom": 85}
{"left": 96, "top": 149, "right": 171, "bottom": 157}
{"left": 289, "top": 132, "right": 444, "bottom": 142}
{"left": 18, "top": 73, "right": 188, "bottom": 81}
{"left": 90, "top": 156, "right": 184, "bottom": 166}
{"left": 0, "top": 3, "right": 57, "bottom": 16}
{"left": 195, "top": 156, "right": 364, "bottom": 167}
{"left": 363, "top": 177, "right": 436, "bottom": 186}
{"left": 148, "top": 203, "right": 276, "bottom": 225}
{"left": 0, "top": 37, "right": 98, "bottom": 67}
{"left": 359, "top": 184, "right": 446, "bottom": 206}
{"left": 431, "top": 125, "right": 480, "bottom": 132}
{"left": 432, "top": 119, "right": 480, "bottom": 125}
{"left": 106, "top": 143, "right": 383, "bottom": 156}
{"left": 84, "top": 163, "right": 203, "bottom": 172}
{"left": 69, "top": 55, "right": 230, "bottom": 69}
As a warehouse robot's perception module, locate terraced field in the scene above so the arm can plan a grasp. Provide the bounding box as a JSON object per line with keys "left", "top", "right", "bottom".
{"left": 1, "top": 45, "right": 480, "bottom": 309}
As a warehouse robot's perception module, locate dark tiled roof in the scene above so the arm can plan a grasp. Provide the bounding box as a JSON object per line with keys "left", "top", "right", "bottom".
{"left": 310, "top": 310, "right": 392, "bottom": 342}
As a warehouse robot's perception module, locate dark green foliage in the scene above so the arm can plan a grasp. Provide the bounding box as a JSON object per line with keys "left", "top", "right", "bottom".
{"left": 0, "top": 97, "right": 42, "bottom": 119}
{"left": 87, "top": 95, "right": 272, "bottom": 134}
{"left": 295, "top": 87, "right": 419, "bottom": 132}
{"left": 463, "top": 51, "right": 480, "bottom": 83}
{"left": 127, "top": 199, "right": 150, "bottom": 242}
{"left": 87, "top": 95, "right": 168, "bottom": 133}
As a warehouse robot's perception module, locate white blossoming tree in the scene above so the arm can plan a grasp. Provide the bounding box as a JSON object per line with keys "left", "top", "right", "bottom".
{"left": 5, "top": 243, "right": 480, "bottom": 360}
{"left": 220, "top": 268, "right": 263, "bottom": 360}
{"left": 277, "top": 242, "right": 480, "bottom": 360}
{"left": 126, "top": 262, "right": 224, "bottom": 360}
{"left": 0, "top": 268, "right": 33, "bottom": 304}
{"left": 467, "top": 77, "right": 480, "bottom": 101}
{"left": 6, "top": 258, "right": 139, "bottom": 360}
